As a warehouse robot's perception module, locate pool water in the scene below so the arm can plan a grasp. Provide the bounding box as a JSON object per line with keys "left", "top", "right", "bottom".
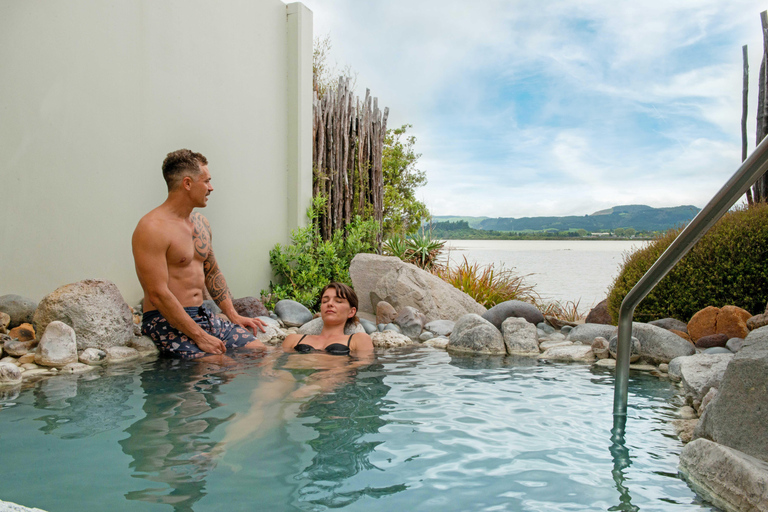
{"left": 0, "top": 347, "right": 720, "bottom": 512}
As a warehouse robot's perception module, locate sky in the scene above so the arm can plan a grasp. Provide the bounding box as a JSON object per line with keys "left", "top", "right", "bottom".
{"left": 299, "top": 0, "right": 766, "bottom": 218}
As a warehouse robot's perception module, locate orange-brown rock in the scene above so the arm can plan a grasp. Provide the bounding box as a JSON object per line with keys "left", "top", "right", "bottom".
{"left": 8, "top": 323, "right": 35, "bottom": 342}
{"left": 670, "top": 329, "right": 692, "bottom": 343}
{"left": 687, "top": 306, "right": 719, "bottom": 342}
{"left": 715, "top": 305, "right": 751, "bottom": 339}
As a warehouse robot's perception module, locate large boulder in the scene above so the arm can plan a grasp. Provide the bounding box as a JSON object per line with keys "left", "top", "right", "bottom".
{"left": 668, "top": 353, "right": 733, "bottom": 406}
{"left": 688, "top": 305, "right": 752, "bottom": 343}
{"left": 694, "top": 325, "right": 768, "bottom": 463}
{"left": 482, "top": 300, "right": 544, "bottom": 329}
{"left": 351, "top": 253, "right": 486, "bottom": 322}
{"left": 628, "top": 322, "right": 696, "bottom": 364}
{"left": 34, "top": 321, "right": 78, "bottom": 368}
{"left": 0, "top": 295, "right": 38, "bottom": 328}
{"left": 501, "top": 317, "right": 539, "bottom": 356}
{"left": 679, "top": 439, "right": 768, "bottom": 512}
{"left": 33, "top": 279, "right": 134, "bottom": 350}
{"left": 447, "top": 314, "right": 505, "bottom": 355}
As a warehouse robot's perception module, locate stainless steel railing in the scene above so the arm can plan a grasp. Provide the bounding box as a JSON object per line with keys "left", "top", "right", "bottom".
{"left": 613, "top": 135, "right": 768, "bottom": 419}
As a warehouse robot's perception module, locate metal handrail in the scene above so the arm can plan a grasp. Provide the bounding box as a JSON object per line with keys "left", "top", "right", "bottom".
{"left": 613, "top": 135, "right": 768, "bottom": 419}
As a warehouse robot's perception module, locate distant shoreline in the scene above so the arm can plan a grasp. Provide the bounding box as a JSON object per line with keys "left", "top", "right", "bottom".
{"left": 438, "top": 236, "right": 652, "bottom": 242}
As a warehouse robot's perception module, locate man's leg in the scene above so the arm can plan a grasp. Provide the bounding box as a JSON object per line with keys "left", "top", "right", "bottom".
{"left": 141, "top": 308, "right": 208, "bottom": 359}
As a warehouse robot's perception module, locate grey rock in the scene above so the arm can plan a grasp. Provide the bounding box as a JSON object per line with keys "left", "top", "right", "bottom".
{"left": 539, "top": 340, "right": 573, "bottom": 350}
{"left": 537, "top": 322, "right": 555, "bottom": 334}
{"left": 679, "top": 406, "right": 698, "bottom": 420}
{"left": 33, "top": 280, "right": 134, "bottom": 350}
{"left": 4, "top": 340, "right": 34, "bottom": 357}
{"left": 542, "top": 332, "right": 566, "bottom": 342}
{"left": 536, "top": 328, "right": 547, "bottom": 338}
{"left": 595, "top": 358, "right": 616, "bottom": 368}
{"left": 419, "top": 331, "right": 435, "bottom": 341}
{"left": 0, "top": 499, "right": 49, "bottom": 511}
{"left": 425, "top": 320, "right": 455, "bottom": 337}
{"left": 629, "top": 322, "right": 696, "bottom": 364}
{"left": 359, "top": 317, "right": 377, "bottom": 334}
{"left": 394, "top": 306, "right": 426, "bottom": 340}
{"left": 584, "top": 299, "right": 612, "bottom": 324}
{"left": 670, "top": 353, "right": 733, "bottom": 406}
{"left": 447, "top": 314, "right": 506, "bottom": 355}
{"left": 649, "top": 317, "right": 689, "bottom": 332}
{"left": 566, "top": 323, "right": 617, "bottom": 344}
{"left": 105, "top": 346, "right": 140, "bottom": 363}
{"left": 544, "top": 316, "right": 579, "bottom": 330}
{"left": 297, "top": 317, "right": 364, "bottom": 336}
{"left": 202, "top": 300, "right": 222, "bottom": 315}
{"left": 274, "top": 299, "right": 313, "bottom": 327}
{"left": 34, "top": 321, "right": 78, "bottom": 367}
{"left": 0, "top": 294, "right": 38, "bottom": 328}
{"left": 608, "top": 335, "right": 641, "bottom": 363}
{"left": 658, "top": 363, "right": 669, "bottom": 373}
{"left": 701, "top": 387, "right": 718, "bottom": 413}
{"left": 560, "top": 325, "right": 573, "bottom": 335}
{"left": 383, "top": 323, "right": 402, "bottom": 334}
{"left": 232, "top": 296, "right": 269, "bottom": 318}
{"left": 370, "top": 330, "right": 413, "bottom": 348}
{"left": 592, "top": 336, "right": 610, "bottom": 359}
{"left": 502, "top": 317, "right": 539, "bottom": 356}
{"left": 694, "top": 326, "right": 768, "bottom": 463}
{"left": 703, "top": 347, "right": 732, "bottom": 355}
{"left": 0, "top": 362, "right": 22, "bottom": 386}
{"left": 60, "top": 362, "right": 98, "bottom": 374}
{"left": 376, "top": 301, "right": 398, "bottom": 324}
{"left": 726, "top": 337, "right": 745, "bottom": 353}
{"left": 79, "top": 348, "right": 107, "bottom": 365}
{"left": 351, "top": 253, "right": 486, "bottom": 321}
{"left": 539, "top": 344, "right": 594, "bottom": 362}
{"left": 482, "top": 300, "right": 544, "bottom": 329}
{"left": 377, "top": 323, "right": 386, "bottom": 332}
{"left": 679, "top": 438, "right": 768, "bottom": 512}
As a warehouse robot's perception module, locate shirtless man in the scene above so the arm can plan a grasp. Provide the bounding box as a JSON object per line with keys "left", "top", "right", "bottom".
{"left": 132, "top": 149, "right": 267, "bottom": 359}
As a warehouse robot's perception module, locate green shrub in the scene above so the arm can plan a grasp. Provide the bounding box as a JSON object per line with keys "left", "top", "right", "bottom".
{"left": 382, "top": 228, "right": 445, "bottom": 270}
{"left": 261, "top": 197, "right": 379, "bottom": 311}
{"left": 607, "top": 203, "right": 768, "bottom": 323}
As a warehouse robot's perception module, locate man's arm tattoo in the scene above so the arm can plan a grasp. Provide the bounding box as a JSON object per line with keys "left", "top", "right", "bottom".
{"left": 191, "top": 213, "right": 211, "bottom": 259}
{"left": 204, "top": 249, "right": 233, "bottom": 305}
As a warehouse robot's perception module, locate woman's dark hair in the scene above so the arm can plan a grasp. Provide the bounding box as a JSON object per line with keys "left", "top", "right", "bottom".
{"left": 319, "top": 282, "right": 359, "bottom": 327}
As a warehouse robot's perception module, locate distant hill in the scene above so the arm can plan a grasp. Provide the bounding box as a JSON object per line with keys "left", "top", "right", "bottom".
{"left": 433, "top": 205, "right": 700, "bottom": 233}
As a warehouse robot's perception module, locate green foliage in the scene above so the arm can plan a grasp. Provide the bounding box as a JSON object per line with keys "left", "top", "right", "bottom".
{"left": 382, "top": 228, "right": 446, "bottom": 270}
{"left": 262, "top": 197, "right": 379, "bottom": 311}
{"left": 434, "top": 256, "right": 537, "bottom": 309}
{"left": 607, "top": 203, "right": 768, "bottom": 323}
{"left": 382, "top": 125, "right": 430, "bottom": 237}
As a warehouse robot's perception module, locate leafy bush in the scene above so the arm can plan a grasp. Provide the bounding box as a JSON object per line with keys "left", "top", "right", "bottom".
{"left": 607, "top": 203, "right": 768, "bottom": 323}
{"left": 433, "top": 256, "right": 537, "bottom": 308}
{"left": 262, "top": 197, "right": 379, "bottom": 311}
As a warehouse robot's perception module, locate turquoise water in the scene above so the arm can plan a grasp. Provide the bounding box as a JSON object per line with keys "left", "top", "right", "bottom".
{"left": 0, "top": 347, "right": 719, "bottom": 512}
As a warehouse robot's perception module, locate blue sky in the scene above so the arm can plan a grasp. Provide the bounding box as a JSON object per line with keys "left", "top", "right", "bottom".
{"left": 300, "top": 0, "right": 765, "bottom": 217}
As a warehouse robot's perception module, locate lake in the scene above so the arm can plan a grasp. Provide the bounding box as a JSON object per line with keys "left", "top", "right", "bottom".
{"left": 442, "top": 239, "right": 644, "bottom": 312}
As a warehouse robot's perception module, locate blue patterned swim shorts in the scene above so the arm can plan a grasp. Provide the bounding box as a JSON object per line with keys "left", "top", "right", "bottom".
{"left": 142, "top": 306, "right": 255, "bottom": 359}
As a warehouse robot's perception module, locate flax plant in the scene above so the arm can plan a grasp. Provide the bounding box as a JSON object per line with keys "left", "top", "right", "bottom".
{"left": 434, "top": 256, "right": 538, "bottom": 308}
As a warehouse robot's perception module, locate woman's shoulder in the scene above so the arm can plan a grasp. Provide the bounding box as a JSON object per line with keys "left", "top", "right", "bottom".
{"left": 349, "top": 331, "right": 373, "bottom": 351}
{"left": 282, "top": 332, "right": 304, "bottom": 350}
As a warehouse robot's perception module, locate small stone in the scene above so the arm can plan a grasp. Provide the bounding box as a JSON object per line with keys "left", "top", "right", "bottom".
{"left": 700, "top": 387, "right": 718, "bottom": 413}
{"left": 726, "top": 337, "right": 745, "bottom": 353}
{"left": 746, "top": 312, "right": 768, "bottom": 331}
{"left": 0, "top": 312, "right": 10, "bottom": 334}
{"left": 376, "top": 301, "right": 398, "bottom": 325}
{"left": 370, "top": 330, "right": 413, "bottom": 348}
{"left": 128, "top": 336, "right": 160, "bottom": 356}
{"left": 679, "top": 405, "right": 697, "bottom": 419}
{"left": 232, "top": 296, "right": 269, "bottom": 318}
{"left": 628, "top": 363, "right": 656, "bottom": 372}
{"left": 670, "top": 329, "right": 692, "bottom": 342}
{"left": 695, "top": 333, "right": 728, "bottom": 349}
{"left": 424, "top": 336, "right": 449, "bottom": 350}
{"left": 419, "top": 331, "right": 435, "bottom": 341}
{"left": 595, "top": 358, "right": 617, "bottom": 368}
{"left": 702, "top": 347, "right": 732, "bottom": 355}
{"left": 8, "top": 323, "right": 35, "bottom": 342}
{"left": 672, "top": 419, "right": 698, "bottom": 443}
{"left": 658, "top": 363, "right": 669, "bottom": 373}
{"left": 0, "top": 362, "right": 22, "bottom": 385}
{"left": 608, "top": 335, "right": 641, "bottom": 362}
{"left": 394, "top": 306, "right": 427, "bottom": 340}
{"left": 105, "top": 346, "right": 140, "bottom": 363}
{"left": 17, "top": 353, "right": 35, "bottom": 364}
{"left": 540, "top": 340, "right": 573, "bottom": 350}
{"left": 544, "top": 316, "right": 579, "bottom": 329}
{"left": 0, "top": 356, "right": 17, "bottom": 365}
{"left": 0, "top": 294, "right": 38, "bottom": 328}
{"left": 383, "top": 323, "right": 402, "bottom": 333}
{"left": 21, "top": 363, "right": 39, "bottom": 370}
{"left": 4, "top": 340, "right": 34, "bottom": 357}
{"left": 61, "top": 362, "right": 98, "bottom": 374}
{"left": 22, "top": 368, "right": 54, "bottom": 378}
{"left": 560, "top": 325, "right": 573, "bottom": 335}
{"left": 584, "top": 299, "right": 612, "bottom": 325}
{"left": 79, "top": 348, "right": 107, "bottom": 365}
{"left": 592, "top": 336, "right": 609, "bottom": 350}
{"left": 424, "top": 320, "right": 455, "bottom": 337}
{"left": 377, "top": 323, "right": 386, "bottom": 332}
{"left": 537, "top": 322, "right": 555, "bottom": 335}
{"left": 35, "top": 321, "right": 78, "bottom": 367}
{"left": 274, "top": 300, "right": 313, "bottom": 327}
{"left": 359, "top": 318, "right": 377, "bottom": 334}
{"left": 538, "top": 344, "right": 594, "bottom": 362}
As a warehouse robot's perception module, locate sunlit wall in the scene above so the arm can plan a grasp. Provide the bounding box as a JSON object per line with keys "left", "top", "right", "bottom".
{"left": 0, "top": 1, "right": 313, "bottom": 303}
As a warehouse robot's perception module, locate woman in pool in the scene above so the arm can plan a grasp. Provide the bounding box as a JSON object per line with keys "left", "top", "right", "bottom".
{"left": 282, "top": 282, "right": 374, "bottom": 354}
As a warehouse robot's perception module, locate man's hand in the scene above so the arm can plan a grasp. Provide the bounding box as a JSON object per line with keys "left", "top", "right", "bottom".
{"left": 195, "top": 333, "right": 227, "bottom": 354}
{"left": 230, "top": 314, "right": 267, "bottom": 335}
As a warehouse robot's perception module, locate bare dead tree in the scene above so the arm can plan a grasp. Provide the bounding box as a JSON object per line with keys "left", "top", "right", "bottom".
{"left": 743, "top": 45, "right": 754, "bottom": 205}
{"left": 753, "top": 11, "right": 768, "bottom": 203}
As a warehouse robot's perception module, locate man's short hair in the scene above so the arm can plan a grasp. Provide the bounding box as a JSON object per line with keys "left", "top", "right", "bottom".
{"left": 162, "top": 149, "right": 208, "bottom": 191}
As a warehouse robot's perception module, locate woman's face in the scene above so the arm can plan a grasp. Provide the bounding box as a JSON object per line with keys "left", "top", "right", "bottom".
{"left": 320, "top": 287, "right": 356, "bottom": 324}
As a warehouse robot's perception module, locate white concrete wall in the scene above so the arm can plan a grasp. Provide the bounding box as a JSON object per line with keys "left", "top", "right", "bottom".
{"left": 0, "top": 1, "right": 313, "bottom": 304}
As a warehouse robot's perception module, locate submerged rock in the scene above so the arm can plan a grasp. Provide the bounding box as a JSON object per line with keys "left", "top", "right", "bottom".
{"left": 447, "top": 314, "right": 505, "bottom": 355}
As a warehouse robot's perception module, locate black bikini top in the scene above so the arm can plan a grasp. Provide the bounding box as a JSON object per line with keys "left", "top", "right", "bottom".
{"left": 294, "top": 334, "right": 352, "bottom": 356}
